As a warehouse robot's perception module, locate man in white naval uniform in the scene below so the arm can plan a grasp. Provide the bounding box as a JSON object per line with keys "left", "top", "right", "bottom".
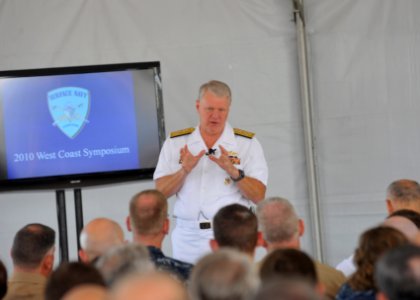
{"left": 154, "top": 80, "right": 268, "bottom": 264}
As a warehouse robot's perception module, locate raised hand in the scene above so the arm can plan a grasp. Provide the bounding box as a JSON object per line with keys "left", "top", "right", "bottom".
{"left": 208, "top": 145, "right": 238, "bottom": 178}
{"left": 179, "top": 145, "right": 206, "bottom": 173}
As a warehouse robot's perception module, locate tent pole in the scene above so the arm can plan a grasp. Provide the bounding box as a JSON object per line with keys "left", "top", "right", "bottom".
{"left": 293, "top": 0, "right": 325, "bottom": 262}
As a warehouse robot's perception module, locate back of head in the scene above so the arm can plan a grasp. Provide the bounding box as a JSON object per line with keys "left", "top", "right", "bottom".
{"left": 387, "top": 209, "right": 420, "bottom": 229}
{"left": 254, "top": 278, "right": 321, "bottom": 300}
{"left": 387, "top": 179, "right": 420, "bottom": 212}
{"left": 45, "top": 261, "right": 105, "bottom": 300}
{"left": 349, "top": 226, "right": 409, "bottom": 291}
{"left": 79, "top": 218, "right": 125, "bottom": 262}
{"left": 111, "top": 271, "right": 188, "bottom": 300}
{"left": 256, "top": 197, "right": 299, "bottom": 245}
{"left": 129, "top": 189, "right": 168, "bottom": 235}
{"left": 259, "top": 248, "right": 318, "bottom": 288}
{"left": 11, "top": 223, "right": 55, "bottom": 269}
{"left": 62, "top": 285, "right": 108, "bottom": 300}
{"left": 95, "top": 243, "right": 155, "bottom": 286}
{"left": 375, "top": 244, "right": 420, "bottom": 300}
{"left": 189, "top": 248, "right": 259, "bottom": 300}
{"left": 213, "top": 204, "right": 258, "bottom": 254}
{"left": 382, "top": 215, "right": 419, "bottom": 242}
{"left": 0, "top": 260, "right": 7, "bottom": 299}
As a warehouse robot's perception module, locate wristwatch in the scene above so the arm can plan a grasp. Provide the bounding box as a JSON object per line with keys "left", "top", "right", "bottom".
{"left": 231, "top": 169, "right": 245, "bottom": 182}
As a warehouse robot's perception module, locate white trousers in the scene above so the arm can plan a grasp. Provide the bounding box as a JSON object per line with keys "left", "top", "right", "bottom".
{"left": 171, "top": 220, "right": 214, "bottom": 264}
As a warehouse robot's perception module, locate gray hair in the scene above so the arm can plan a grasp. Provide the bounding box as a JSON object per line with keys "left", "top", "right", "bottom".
{"left": 198, "top": 80, "right": 232, "bottom": 103}
{"left": 95, "top": 243, "right": 154, "bottom": 287}
{"left": 387, "top": 179, "right": 420, "bottom": 204}
{"left": 189, "top": 249, "right": 259, "bottom": 300}
{"left": 256, "top": 197, "right": 299, "bottom": 244}
{"left": 375, "top": 244, "right": 420, "bottom": 300}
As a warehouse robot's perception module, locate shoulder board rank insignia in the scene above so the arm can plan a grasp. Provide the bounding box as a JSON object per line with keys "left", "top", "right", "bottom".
{"left": 234, "top": 128, "right": 255, "bottom": 139}
{"left": 170, "top": 127, "right": 195, "bottom": 138}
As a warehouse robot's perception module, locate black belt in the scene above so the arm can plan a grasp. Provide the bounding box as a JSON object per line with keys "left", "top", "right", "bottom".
{"left": 199, "top": 222, "right": 211, "bottom": 229}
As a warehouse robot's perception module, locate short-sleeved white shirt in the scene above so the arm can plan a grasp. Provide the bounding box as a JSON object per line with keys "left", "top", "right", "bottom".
{"left": 154, "top": 123, "right": 268, "bottom": 221}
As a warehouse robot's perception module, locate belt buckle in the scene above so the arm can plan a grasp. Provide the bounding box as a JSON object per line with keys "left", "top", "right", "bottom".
{"left": 199, "top": 222, "right": 211, "bottom": 229}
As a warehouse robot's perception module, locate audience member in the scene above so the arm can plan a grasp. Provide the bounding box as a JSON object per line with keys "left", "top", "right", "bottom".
{"left": 211, "top": 203, "right": 260, "bottom": 258}
{"left": 95, "top": 243, "right": 154, "bottom": 286}
{"left": 62, "top": 285, "right": 108, "bottom": 300}
{"left": 253, "top": 278, "right": 322, "bottom": 300}
{"left": 336, "top": 226, "right": 409, "bottom": 300}
{"left": 127, "top": 189, "right": 193, "bottom": 281}
{"left": 386, "top": 179, "right": 420, "bottom": 214}
{"left": 337, "top": 208, "right": 420, "bottom": 276}
{"left": 0, "top": 260, "right": 7, "bottom": 299}
{"left": 189, "top": 248, "right": 259, "bottom": 300}
{"left": 259, "top": 248, "right": 323, "bottom": 295}
{"left": 256, "top": 197, "right": 345, "bottom": 300}
{"left": 4, "top": 223, "right": 55, "bottom": 300}
{"left": 110, "top": 271, "right": 188, "bottom": 300}
{"left": 44, "top": 261, "right": 105, "bottom": 300}
{"left": 79, "top": 217, "right": 125, "bottom": 263}
{"left": 375, "top": 244, "right": 420, "bottom": 300}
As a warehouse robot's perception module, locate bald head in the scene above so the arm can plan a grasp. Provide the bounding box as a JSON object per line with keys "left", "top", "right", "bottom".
{"left": 387, "top": 179, "right": 420, "bottom": 213}
{"left": 111, "top": 272, "right": 187, "bottom": 300}
{"left": 382, "top": 216, "right": 419, "bottom": 243}
{"left": 79, "top": 218, "right": 125, "bottom": 263}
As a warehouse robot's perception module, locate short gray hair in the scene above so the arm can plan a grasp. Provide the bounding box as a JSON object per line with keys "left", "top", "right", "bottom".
{"left": 256, "top": 197, "right": 299, "bottom": 244}
{"left": 95, "top": 244, "right": 154, "bottom": 287}
{"left": 189, "top": 249, "right": 259, "bottom": 300}
{"left": 198, "top": 80, "right": 232, "bottom": 103}
{"left": 387, "top": 179, "right": 420, "bottom": 204}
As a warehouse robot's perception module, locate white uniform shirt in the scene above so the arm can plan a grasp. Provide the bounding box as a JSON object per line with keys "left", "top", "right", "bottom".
{"left": 154, "top": 123, "right": 268, "bottom": 221}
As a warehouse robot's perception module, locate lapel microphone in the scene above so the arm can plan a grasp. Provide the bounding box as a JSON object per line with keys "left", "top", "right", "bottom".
{"left": 206, "top": 148, "right": 217, "bottom": 156}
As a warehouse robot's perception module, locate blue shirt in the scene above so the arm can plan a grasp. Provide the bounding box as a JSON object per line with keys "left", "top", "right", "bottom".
{"left": 147, "top": 246, "right": 193, "bottom": 281}
{"left": 336, "top": 283, "right": 376, "bottom": 300}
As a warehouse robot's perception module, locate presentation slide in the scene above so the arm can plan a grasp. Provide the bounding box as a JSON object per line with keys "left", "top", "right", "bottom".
{"left": 0, "top": 71, "right": 140, "bottom": 179}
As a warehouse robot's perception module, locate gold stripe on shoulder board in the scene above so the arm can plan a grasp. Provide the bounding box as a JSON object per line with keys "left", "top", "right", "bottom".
{"left": 234, "top": 128, "right": 255, "bottom": 139}
{"left": 170, "top": 127, "right": 195, "bottom": 138}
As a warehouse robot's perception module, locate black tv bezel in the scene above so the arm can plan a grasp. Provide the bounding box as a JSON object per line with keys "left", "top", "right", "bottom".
{"left": 0, "top": 61, "right": 165, "bottom": 191}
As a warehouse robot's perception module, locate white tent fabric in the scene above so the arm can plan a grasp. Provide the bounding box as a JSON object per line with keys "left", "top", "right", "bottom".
{"left": 1, "top": 0, "right": 420, "bottom": 273}
{"left": 305, "top": 0, "right": 420, "bottom": 263}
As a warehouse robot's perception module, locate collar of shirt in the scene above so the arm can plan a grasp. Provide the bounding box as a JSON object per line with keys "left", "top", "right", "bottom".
{"left": 188, "top": 123, "right": 236, "bottom": 150}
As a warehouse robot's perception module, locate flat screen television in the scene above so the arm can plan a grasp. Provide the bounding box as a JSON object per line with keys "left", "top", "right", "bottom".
{"left": 0, "top": 61, "right": 165, "bottom": 191}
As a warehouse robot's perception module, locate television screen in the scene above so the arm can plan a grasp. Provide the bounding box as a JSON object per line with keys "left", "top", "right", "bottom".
{"left": 0, "top": 61, "right": 165, "bottom": 190}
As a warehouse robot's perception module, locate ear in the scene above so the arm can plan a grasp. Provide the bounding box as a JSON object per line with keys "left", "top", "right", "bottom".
{"left": 376, "top": 291, "right": 389, "bottom": 300}
{"left": 162, "top": 218, "right": 170, "bottom": 235}
{"left": 40, "top": 252, "right": 54, "bottom": 277}
{"left": 315, "top": 282, "right": 325, "bottom": 297}
{"left": 126, "top": 216, "right": 132, "bottom": 232}
{"left": 196, "top": 99, "right": 200, "bottom": 112}
{"left": 298, "top": 219, "right": 305, "bottom": 237}
{"left": 209, "top": 239, "right": 219, "bottom": 252}
{"left": 256, "top": 231, "right": 265, "bottom": 247}
{"left": 78, "top": 249, "right": 89, "bottom": 263}
{"left": 386, "top": 199, "right": 394, "bottom": 214}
